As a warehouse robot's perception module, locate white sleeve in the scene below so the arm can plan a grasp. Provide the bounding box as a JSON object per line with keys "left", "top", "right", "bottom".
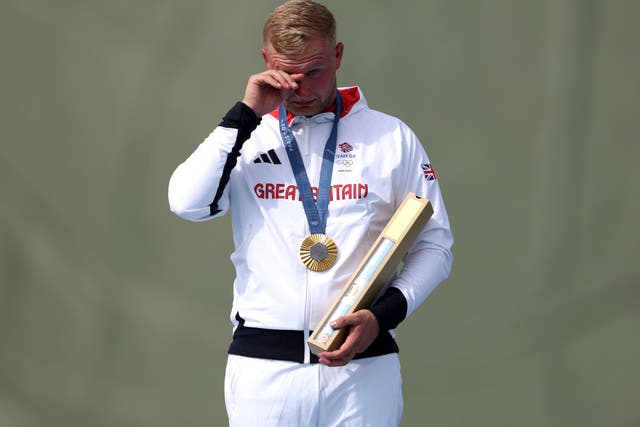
{"left": 168, "top": 102, "right": 261, "bottom": 222}
{"left": 392, "top": 124, "right": 454, "bottom": 316}
{"left": 168, "top": 127, "right": 240, "bottom": 222}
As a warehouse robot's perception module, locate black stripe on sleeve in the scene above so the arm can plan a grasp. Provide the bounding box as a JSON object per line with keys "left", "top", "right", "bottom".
{"left": 369, "top": 287, "right": 408, "bottom": 331}
{"left": 219, "top": 102, "right": 261, "bottom": 129}
{"left": 209, "top": 102, "right": 261, "bottom": 216}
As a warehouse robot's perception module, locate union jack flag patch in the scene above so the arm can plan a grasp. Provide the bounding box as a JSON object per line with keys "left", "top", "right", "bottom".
{"left": 421, "top": 163, "right": 437, "bottom": 181}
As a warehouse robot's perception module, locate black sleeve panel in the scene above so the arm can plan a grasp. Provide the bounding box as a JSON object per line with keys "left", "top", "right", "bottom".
{"left": 369, "top": 287, "right": 408, "bottom": 332}
{"left": 219, "top": 102, "right": 262, "bottom": 130}
{"left": 208, "top": 102, "right": 262, "bottom": 216}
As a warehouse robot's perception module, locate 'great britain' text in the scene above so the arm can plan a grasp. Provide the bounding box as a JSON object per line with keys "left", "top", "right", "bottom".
{"left": 254, "top": 183, "right": 368, "bottom": 201}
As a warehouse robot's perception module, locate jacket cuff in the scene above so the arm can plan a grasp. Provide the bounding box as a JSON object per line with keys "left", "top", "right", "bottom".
{"left": 219, "top": 102, "right": 262, "bottom": 131}
{"left": 369, "top": 287, "right": 408, "bottom": 331}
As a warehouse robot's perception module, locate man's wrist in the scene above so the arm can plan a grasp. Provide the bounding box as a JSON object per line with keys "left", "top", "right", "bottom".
{"left": 240, "top": 99, "right": 262, "bottom": 118}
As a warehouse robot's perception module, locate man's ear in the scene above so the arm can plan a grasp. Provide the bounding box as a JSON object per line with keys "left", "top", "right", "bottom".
{"left": 335, "top": 42, "right": 344, "bottom": 70}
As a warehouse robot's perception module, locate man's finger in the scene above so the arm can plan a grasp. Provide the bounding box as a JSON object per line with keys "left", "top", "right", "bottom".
{"left": 330, "top": 312, "right": 363, "bottom": 329}
{"left": 330, "top": 315, "right": 351, "bottom": 329}
{"left": 318, "top": 356, "right": 349, "bottom": 367}
{"left": 265, "top": 70, "right": 303, "bottom": 88}
{"left": 257, "top": 74, "right": 291, "bottom": 90}
{"left": 288, "top": 72, "right": 305, "bottom": 82}
{"left": 319, "top": 330, "right": 359, "bottom": 362}
{"left": 269, "top": 71, "right": 299, "bottom": 89}
{"left": 319, "top": 351, "right": 353, "bottom": 367}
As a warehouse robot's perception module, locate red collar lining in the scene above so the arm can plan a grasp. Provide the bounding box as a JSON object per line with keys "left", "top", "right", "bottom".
{"left": 269, "top": 87, "right": 360, "bottom": 122}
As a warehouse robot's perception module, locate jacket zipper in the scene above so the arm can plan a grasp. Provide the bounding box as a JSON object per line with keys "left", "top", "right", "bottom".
{"left": 302, "top": 119, "right": 312, "bottom": 364}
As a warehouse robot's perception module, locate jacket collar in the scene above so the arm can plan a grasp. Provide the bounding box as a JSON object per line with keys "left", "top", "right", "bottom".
{"left": 269, "top": 86, "right": 364, "bottom": 123}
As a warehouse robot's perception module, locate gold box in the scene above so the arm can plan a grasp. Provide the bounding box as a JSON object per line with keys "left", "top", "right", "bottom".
{"left": 308, "top": 192, "right": 434, "bottom": 355}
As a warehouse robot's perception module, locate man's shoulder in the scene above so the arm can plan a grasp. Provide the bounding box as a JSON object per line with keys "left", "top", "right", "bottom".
{"left": 342, "top": 87, "right": 408, "bottom": 125}
{"left": 346, "top": 103, "right": 410, "bottom": 133}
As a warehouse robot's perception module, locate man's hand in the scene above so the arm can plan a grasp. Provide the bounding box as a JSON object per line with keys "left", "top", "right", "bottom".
{"left": 242, "top": 70, "right": 304, "bottom": 117}
{"left": 318, "top": 309, "right": 380, "bottom": 367}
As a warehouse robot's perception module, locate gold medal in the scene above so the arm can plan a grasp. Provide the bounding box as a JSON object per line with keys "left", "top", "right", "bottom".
{"left": 300, "top": 234, "right": 338, "bottom": 271}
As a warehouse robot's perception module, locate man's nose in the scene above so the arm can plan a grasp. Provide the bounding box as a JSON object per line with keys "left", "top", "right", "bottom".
{"left": 294, "top": 78, "right": 310, "bottom": 97}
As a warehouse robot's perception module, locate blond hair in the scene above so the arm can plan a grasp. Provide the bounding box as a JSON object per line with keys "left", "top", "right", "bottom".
{"left": 263, "top": 0, "right": 336, "bottom": 55}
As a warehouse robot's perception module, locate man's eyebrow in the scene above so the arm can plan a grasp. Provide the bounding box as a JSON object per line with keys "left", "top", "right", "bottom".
{"left": 307, "top": 60, "right": 327, "bottom": 69}
{"left": 300, "top": 61, "right": 326, "bottom": 73}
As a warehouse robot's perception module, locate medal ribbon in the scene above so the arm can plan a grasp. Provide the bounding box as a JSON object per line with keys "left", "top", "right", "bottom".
{"left": 278, "top": 92, "right": 342, "bottom": 234}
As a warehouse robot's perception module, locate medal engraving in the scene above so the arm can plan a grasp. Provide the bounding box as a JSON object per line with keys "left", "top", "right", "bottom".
{"left": 310, "top": 242, "right": 329, "bottom": 262}
{"left": 300, "top": 234, "right": 338, "bottom": 271}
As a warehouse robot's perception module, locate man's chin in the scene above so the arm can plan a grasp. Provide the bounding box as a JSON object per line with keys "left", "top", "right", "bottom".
{"left": 286, "top": 101, "right": 321, "bottom": 117}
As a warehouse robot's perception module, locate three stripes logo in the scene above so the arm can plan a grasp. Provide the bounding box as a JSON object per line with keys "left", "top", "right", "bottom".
{"left": 253, "top": 149, "right": 282, "bottom": 165}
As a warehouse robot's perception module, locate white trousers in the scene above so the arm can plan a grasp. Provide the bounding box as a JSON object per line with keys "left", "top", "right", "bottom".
{"left": 224, "top": 354, "right": 403, "bottom": 427}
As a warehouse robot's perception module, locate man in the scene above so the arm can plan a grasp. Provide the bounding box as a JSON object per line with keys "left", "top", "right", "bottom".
{"left": 168, "top": 1, "right": 453, "bottom": 425}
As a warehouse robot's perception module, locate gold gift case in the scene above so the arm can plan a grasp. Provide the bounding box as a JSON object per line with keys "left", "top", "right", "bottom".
{"left": 308, "top": 192, "right": 434, "bottom": 355}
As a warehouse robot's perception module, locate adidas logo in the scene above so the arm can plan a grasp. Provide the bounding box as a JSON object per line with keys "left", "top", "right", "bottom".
{"left": 253, "top": 149, "right": 282, "bottom": 165}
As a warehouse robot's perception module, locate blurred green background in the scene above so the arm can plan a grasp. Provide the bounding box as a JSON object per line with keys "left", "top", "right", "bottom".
{"left": 1, "top": 1, "right": 639, "bottom": 426}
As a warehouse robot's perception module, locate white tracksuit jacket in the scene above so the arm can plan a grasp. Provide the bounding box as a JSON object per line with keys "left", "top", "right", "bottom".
{"left": 168, "top": 87, "right": 453, "bottom": 358}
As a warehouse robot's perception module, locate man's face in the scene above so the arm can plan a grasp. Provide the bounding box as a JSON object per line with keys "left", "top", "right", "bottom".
{"left": 263, "top": 37, "right": 343, "bottom": 116}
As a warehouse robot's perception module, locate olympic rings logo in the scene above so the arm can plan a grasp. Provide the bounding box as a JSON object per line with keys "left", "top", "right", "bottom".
{"left": 335, "top": 159, "right": 354, "bottom": 166}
